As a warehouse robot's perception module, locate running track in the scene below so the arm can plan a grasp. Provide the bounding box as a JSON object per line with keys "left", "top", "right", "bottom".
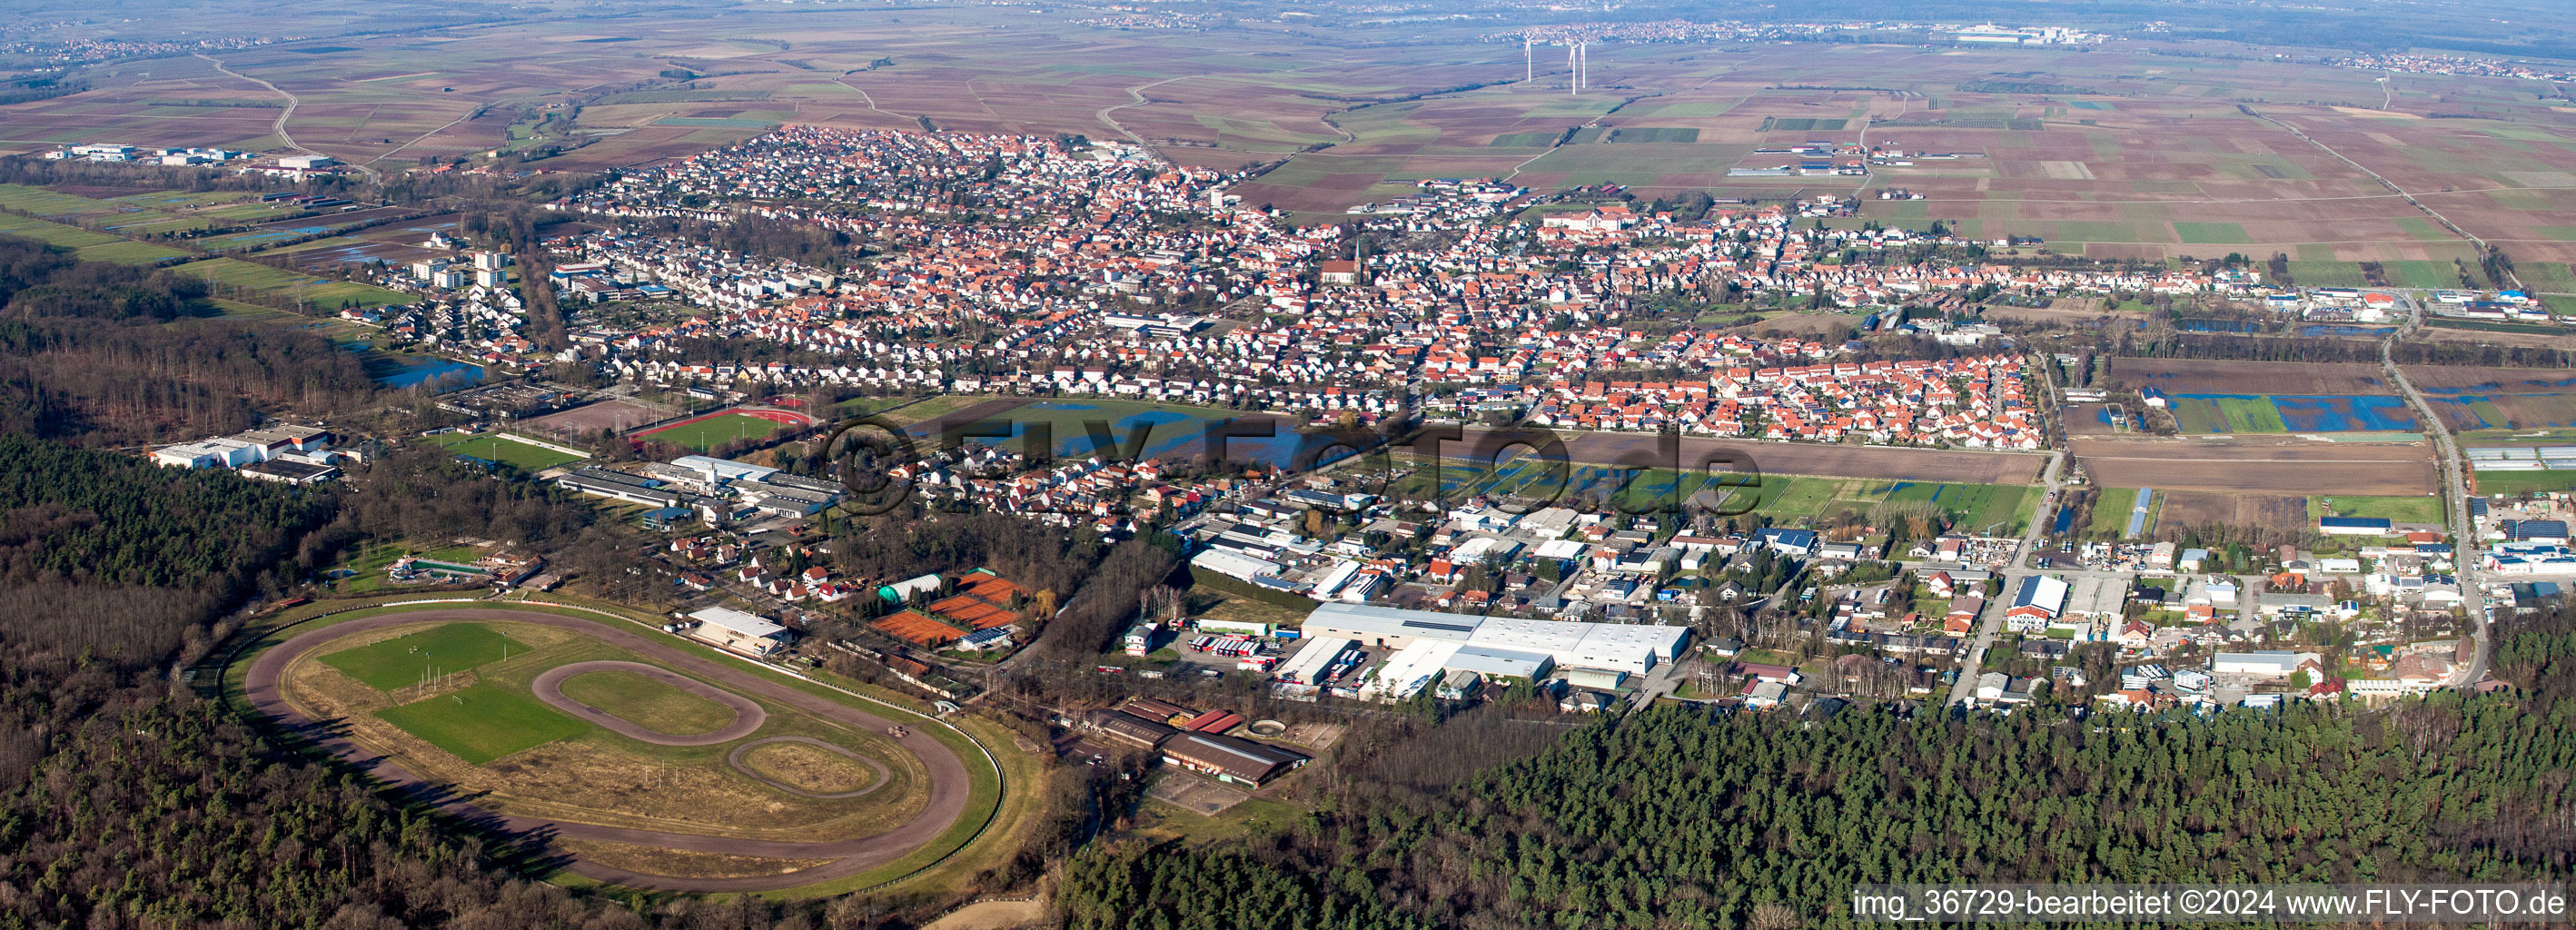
{"left": 243, "top": 608, "right": 970, "bottom": 892}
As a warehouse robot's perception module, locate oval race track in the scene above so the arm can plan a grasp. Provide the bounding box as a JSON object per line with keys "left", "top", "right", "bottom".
{"left": 531, "top": 660, "right": 768, "bottom": 746}
{"left": 241, "top": 608, "right": 973, "bottom": 893}
{"left": 728, "top": 736, "right": 895, "bottom": 799}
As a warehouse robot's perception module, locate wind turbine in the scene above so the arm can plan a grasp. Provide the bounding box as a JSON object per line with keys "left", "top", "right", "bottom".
{"left": 1567, "top": 45, "right": 1578, "bottom": 95}
{"left": 1524, "top": 37, "right": 1532, "bottom": 83}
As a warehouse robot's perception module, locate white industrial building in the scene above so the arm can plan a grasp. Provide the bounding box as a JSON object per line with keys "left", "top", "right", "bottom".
{"left": 673, "top": 453, "right": 781, "bottom": 485}
{"left": 1301, "top": 602, "right": 1685, "bottom": 676}
{"left": 1274, "top": 637, "right": 1354, "bottom": 685}
{"left": 1192, "top": 548, "right": 1283, "bottom": 583}
{"left": 686, "top": 606, "right": 791, "bottom": 656}
{"left": 2212, "top": 650, "right": 2310, "bottom": 678}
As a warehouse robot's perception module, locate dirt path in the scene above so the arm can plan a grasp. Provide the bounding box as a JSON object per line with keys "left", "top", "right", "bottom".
{"left": 530, "top": 659, "right": 767, "bottom": 746}
{"left": 243, "top": 608, "right": 971, "bottom": 892}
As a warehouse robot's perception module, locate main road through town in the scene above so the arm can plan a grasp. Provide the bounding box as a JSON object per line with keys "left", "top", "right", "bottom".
{"left": 1947, "top": 450, "right": 2069, "bottom": 707}
{"left": 242, "top": 608, "right": 974, "bottom": 893}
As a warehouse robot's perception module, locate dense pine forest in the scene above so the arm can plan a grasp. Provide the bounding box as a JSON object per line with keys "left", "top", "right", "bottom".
{"left": 1061, "top": 641, "right": 2576, "bottom": 930}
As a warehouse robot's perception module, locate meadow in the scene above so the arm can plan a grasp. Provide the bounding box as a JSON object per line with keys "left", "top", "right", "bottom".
{"left": 2310, "top": 494, "right": 2444, "bottom": 524}
{"left": 173, "top": 258, "right": 412, "bottom": 309}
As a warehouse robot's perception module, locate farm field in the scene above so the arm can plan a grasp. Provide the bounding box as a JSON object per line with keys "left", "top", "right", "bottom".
{"left": 2402, "top": 365, "right": 2576, "bottom": 430}
{"left": 4, "top": 12, "right": 2573, "bottom": 262}
{"left": 2111, "top": 359, "right": 2398, "bottom": 395}
{"left": 1442, "top": 460, "right": 2036, "bottom": 531}
{"left": 433, "top": 431, "right": 588, "bottom": 470}
{"left": 2073, "top": 436, "right": 2435, "bottom": 495}
{"left": 2084, "top": 488, "right": 2139, "bottom": 539}
{"left": 1532, "top": 430, "right": 2051, "bottom": 485}
{"left": 2162, "top": 393, "right": 2420, "bottom": 433}
{"left": 2153, "top": 490, "right": 2313, "bottom": 539}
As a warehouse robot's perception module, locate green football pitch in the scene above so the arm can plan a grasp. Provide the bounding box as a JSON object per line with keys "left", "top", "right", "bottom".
{"left": 321, "top": 623, "right": 529, "bottom": 691}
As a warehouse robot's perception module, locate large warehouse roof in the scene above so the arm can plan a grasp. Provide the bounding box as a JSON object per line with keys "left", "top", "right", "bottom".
{"left": 1304, "top": 602, "right": 1482, "bottom": 643}
{"left": 1301, "top": 603, "right": 1688, "bottom": 675}
{"left": 689, "top": 606, "right": 786, "bottom": 638}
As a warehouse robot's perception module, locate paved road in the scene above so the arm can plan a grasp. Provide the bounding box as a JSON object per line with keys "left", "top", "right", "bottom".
{"left": 530, "top": 659, "right": 768, "bottom": 746}
{"left": 1095, "top": 75, "right": 1194, "bottom": 146}
{"left": 193, "top": 53, "right": 380, "bottom": 183}
{"left": 1947, "top": 450, "right": 2068, "bottom": 707}
{"left": 2243, "top": 104, "right": 2519, "bottom": 291}
{"left": 243, "top": 608, "right": 971, "bottom": 892}
{"left": 2377, "top": 301, "right": 2492, "bottom": 686}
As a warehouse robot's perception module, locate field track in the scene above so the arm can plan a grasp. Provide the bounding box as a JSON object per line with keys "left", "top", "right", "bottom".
{"left": 530, "top": 659, "right": 768, "bottom": 746}
{"left": 243, "top": 608, "right": 970, "bottom": 893}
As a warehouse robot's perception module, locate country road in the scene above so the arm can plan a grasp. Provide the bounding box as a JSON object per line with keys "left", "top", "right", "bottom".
{"left": 1096, "top": 75, "right": 1194, "bottom": 145}
{"left": 194, "top": 53, "right": 381, "bottom": 182}
{"left": 243, "top": 608, "right": 973, "bottom": 893}
{"left": 2242, "top": 104, "right": 2518, "bottom": 292}
{"left": 2377, "top": 300, "right": 2492, "bottom": 687}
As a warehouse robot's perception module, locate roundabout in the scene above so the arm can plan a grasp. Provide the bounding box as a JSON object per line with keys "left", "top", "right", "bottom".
{"left": 239, "top": 606, "right": 984, "bottom": 894}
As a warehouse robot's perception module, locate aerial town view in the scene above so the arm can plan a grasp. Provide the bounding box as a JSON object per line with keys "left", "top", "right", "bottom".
{"left": 8, "top": 0, "right": 2576, "bottom": 926}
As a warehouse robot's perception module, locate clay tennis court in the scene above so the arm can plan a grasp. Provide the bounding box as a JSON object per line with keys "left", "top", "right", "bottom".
{"left": 871, "top": 609, "right": 969, "bottom": 647}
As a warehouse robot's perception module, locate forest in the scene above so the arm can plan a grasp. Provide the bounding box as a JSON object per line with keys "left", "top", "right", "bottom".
{"left": 0, "top": 236, "right": 381, "bottom": 446}
{"left": 1059, "top": 605, "right": 2576, "bottom": 930}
